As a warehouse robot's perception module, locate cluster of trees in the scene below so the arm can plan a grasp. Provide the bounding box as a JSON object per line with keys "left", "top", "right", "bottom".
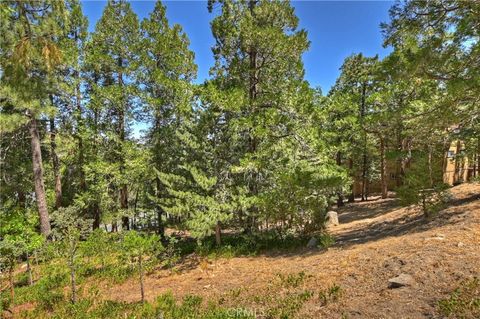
{"left": 1, "top": 0, "right": 479, "bottom": 253}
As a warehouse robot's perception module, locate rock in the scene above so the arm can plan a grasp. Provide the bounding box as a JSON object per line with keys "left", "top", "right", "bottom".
{"left": 388, "top": 273, "right": 415, "bottom": 288}
{"left": 325, "top": 211, "right": 339, "bottom": 227}
{"left": 306, "top": 237, "right": 318, "bottom": 248}
{"left": 457, "top": 242, "right": 465, "bottom": 247}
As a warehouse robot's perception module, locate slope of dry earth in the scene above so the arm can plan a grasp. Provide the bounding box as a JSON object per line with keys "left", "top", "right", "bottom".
{"left": 101, "top": 183, "right": 480, "bottom": 318}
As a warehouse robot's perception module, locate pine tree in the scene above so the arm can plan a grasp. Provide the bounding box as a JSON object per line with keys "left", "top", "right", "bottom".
{"left": 138, "top": 0, "right": 197, "bottom": 237}
{"left": 85, "top": 0, "right": 140, "bottom": 230}
{"left": 207, "top": 0, "right": 342, "bottom": 231}
{"left": 0, "top": 1, "right": 70, "bottom": 236}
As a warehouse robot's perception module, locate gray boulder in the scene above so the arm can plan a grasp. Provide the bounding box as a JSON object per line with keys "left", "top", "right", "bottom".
{"left": 325, "top": 211, "right": 339, "bottom": 227}
{"left": 388, "top": 273, "right": 415, "bottom": 288}
{"left": 306, "top": 237, "right": 318, "bottom": 248}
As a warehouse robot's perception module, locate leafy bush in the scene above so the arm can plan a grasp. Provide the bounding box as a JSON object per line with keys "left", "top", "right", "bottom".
{"left": 35, "top": 269, "right": 68, "bottom": 310}
{"left": 318, "top": 233, "right": 335, "bottom": 248}
{"left": 196, "top": 231, "right": 309, "bottom": 258}
{"left": 437, "top": 278, "right": 480, "bottom": 318}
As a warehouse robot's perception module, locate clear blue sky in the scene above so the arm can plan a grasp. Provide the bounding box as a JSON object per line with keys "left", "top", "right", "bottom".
{"left": 82, "top": 0, "right": 393, "bottom": 93}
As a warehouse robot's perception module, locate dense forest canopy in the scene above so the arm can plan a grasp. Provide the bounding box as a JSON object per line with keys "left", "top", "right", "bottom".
{"left": 0, "top": 0, "right": 479, "bottom": 273}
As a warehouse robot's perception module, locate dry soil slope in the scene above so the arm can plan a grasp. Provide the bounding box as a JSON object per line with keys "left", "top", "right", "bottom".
{"left": 105, "top": 183, "right": 480, "bottom": 318}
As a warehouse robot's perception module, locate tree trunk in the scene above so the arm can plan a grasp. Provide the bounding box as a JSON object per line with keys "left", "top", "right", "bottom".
{"left": 9, "top": 266, "right": 14, "bottom": 302}
{"left": 215, "top": 221, "right": 222, "bottom": 246}
{"left": 118, "top": 57, "right": 129, "bottom": 231}
{"left": 29, "top": 117, "right": 51, "bottom": 236}
{"left": 92, "top": 203, "right": 101, "bottom": 230}
{"left": 69, "top": 249, "right": 77, "bottom": 304}
{"left": 347, "top": 158, "right": 355, "bottom": 202}
{"left": 73, "top": 31, "right": 86, "bottom": 193}
{"left": 380, "top": 136, "right": 388, "bottom": 199}
{"left": 139, "top": 255, "right": 145, "bottom": 303}
{"left": 428, "top": 147, "right": 434, "bottom": 187}
{"left": 245, "top": 0, "right": 260, "bottom": 233}
{"left": 49, "top": 116, "right": 62, "bottom": 209}
{"left": 360, "top": 82, "right": 368, "bottom": 201}
{"left": 92, "top": 91, "right": 102, "bottom": 229}
{"left": 155, "top": 178, "right": 165, "bottom": 239}
{"left": 336, "top": 151, "right": 345, "bottom": 207}
{"left": 26, "top": 253, "right": 33, "bottom": 286}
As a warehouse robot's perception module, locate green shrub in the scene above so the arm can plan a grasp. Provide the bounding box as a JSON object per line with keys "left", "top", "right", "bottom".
{"left": 35, "top": 269, "right": 67, "bottom": 311}
{"left": 318, "top": 233, "right": 335, "bottom": 248}
{"left": 438, "top": 278, "right": 480, "bottom": 318}
{"left": 319, "top": 284, "right": 343, "bottom": 306}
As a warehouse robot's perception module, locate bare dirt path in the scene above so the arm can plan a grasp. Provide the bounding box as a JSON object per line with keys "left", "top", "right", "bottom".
{"left": 102, "top": 183, "right": 480, "bottom": 318}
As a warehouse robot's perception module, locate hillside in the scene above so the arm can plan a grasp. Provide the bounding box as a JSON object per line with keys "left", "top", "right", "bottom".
{"left": 81, "top": 183, "right": 479, "bottom": 318}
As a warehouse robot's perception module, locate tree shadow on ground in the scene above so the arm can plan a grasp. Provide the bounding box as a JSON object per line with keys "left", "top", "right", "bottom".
{"left": 256, "top": 191, "right": 480, "bottom": 259}
{"left": 334, "top": 192, "right": 480, "bottom": 248}
{"left": 336, "top": 198, "right": 402, "bottom": 224}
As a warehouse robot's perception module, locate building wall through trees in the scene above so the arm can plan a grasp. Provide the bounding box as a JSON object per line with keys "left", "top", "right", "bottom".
{"left": 352, "top": 139, "right": 477, "bottom": 197}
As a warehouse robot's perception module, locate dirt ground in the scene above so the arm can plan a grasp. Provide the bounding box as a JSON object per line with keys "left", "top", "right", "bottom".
{"left": 101, "top": 183, "right": 480, "bottom": 318}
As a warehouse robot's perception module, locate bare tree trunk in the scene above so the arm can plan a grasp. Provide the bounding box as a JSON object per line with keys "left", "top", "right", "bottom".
{"left": 69, "top": 247, "right": 77, "bottom": 304}
{"left": 477, "top": 137, "right": 480, "bottom": 176}
{"left": 246, "top": 0, "right": 259, "bottom": 233}
{"left": 73, "top": 35, "right": 86, "bottom": 193}
{"left": 26, "top": 253, "right": 33, "bottom": 286}
{"left": 336, "top": 151, "right": 345, "bottom": 207}
{"left": 428, "top": 147, "right": 434, "bottom": 187}
{"left": 156, "top": 178, "right": 165, "bottom": 239}
{"left": 360, "top": 82, "right": 368, "bottom": 201}
{"left": 49, "top": 116, "right": 62, "bottom": 209}
{"left": 118, "top": 58, "right": 129, "bottom": 231}
{"left": 215, "top": 221, "right": 222, "bottom": 246}
{"left": 9, "top": 266, "right": 14, "bottom": 302}
{"left": 380, "top": 136, "right": 388, "bottom": 199}
{"left": 454, "top": 140, "right": 462, "bottom": 184}
{"left": 139, "top": 255, "right": 145, "bottom": 303}
{"left": 29, "top": 117, "right": 51, "bottom": 236}
{"left": 347, "top": 158, "right": 355, "bottom": 202}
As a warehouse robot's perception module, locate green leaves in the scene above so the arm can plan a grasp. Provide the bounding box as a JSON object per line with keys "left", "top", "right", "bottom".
{"left": 121, "top": 231, "right": 161, "bottom": 258}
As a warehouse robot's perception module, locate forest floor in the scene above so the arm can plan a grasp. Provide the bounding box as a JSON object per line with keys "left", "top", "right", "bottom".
{"left": 97, "top": 182, "right": 480, "bottom": 318}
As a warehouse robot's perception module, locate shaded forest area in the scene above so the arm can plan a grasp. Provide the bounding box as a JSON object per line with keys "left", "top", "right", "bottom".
{"left": 0, "top": 0, "right": 479, "bottom": 318}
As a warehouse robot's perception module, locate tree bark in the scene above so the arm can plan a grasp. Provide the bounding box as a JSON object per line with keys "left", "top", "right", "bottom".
{"left": 74, "top": 31, "right": 86, "bottom": 193}
{"left": 139, "top": 255, "right": 145, "bottom": 303}
{"left": 49, "top": 116, "right": 62, "bottom": 209}
{"left": 246, "top": 0, "right": 259, "bottom": 233}
{"left": 29, "top": 117, "right": 51, "bottom": 236}
{"left": 70, "top": 261, "right": 76, "bottom": 304}
{"left": 347, "top": 158, "right": 355, "bottom": 202}
{"left": 360, "top": 82, "right": 368, "bottom": 201}
{"left": 336, "top": 151, "right": 345, "bottom": 207}
{"left": 9, "top": 266, "right": 14, "bottom": 302}
{"left": 380, "top": 136, "right": 388, "bottom": 199}
{"left": 215, "top": 221, "right": 222, "bottom": 246}
{"left": 156, "top": 178, "right": 165, "bottom": 239}
{"left": 26, "top": 253, "right": 33, "bottom": 286}
{"left": 118, "top": 57, "right": 129, "bottom": 230}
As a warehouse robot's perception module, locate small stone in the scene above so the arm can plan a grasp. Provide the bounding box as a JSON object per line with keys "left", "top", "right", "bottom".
{"left": 388, "top": 273, "right": 415, "bottom": 288}
{"left": 325, "top": 211, "right": 339, "bottom": 227}
{"left": 306, "top": 237, "right": 318, "bottom": 248}
{"left": 457, "top": 242, "right": 465, "bottom": 247}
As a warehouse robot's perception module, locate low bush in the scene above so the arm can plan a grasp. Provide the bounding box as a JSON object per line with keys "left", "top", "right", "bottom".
{"left": 437, "top": 277, "right": 480, "bottom": 318}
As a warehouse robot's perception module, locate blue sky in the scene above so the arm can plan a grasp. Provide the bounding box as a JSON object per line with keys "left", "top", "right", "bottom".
{"left": 82, "top": 0, "right": 393, "bottom": 93}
